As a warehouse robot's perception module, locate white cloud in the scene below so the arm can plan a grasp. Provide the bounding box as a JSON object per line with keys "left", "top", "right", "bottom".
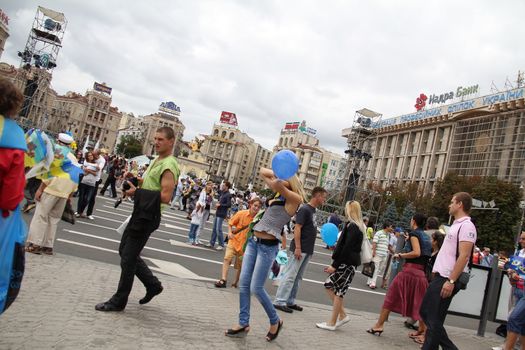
{"left": 2, "top": 0, "right": 524, "bottom": 154}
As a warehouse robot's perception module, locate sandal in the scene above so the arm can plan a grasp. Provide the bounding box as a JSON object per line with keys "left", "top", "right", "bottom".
{"left": 409, "top": 331, "right": 424, "bottom": 339}
{"left": 26, "top": 244, "right": 42, "bottom": 255}
{"left": 413, "top": 335, "right": 425, "bottom": 345}
{"left": 42, "top": 247, "right": 54, "bottom": 255}
{"left": 231, "top": 282, "right": 238, "bottom": 288}
{"left": 215, "top": 279, "right": 227, "bottom": 288}
{"left": 266, "top": 320, "right": 283, "bottom": 342}
{"left": 404, "top": 321, "right": 418, "bottom": 330}
{"left": 225, "top": 325, "right": 250, "bottom": 338}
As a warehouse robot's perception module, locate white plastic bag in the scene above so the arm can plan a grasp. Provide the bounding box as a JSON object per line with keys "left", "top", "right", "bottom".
{"left": 116, "top": 215, "right": 131, "bottom": 235}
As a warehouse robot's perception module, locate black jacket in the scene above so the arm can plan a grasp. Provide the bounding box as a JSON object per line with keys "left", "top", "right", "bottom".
{"left": 331, "top": 222, "right": 363, "bottom": 269}
{"left": 127, "top": 188, "right": 161, "bottom": 237}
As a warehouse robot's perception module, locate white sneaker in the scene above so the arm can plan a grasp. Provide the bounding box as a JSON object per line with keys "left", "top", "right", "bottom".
{"left": 335, "top": 315, "right": 350, "bottom": 327}
{"left": 74, "top": 212, "right": 80, "bottom": 218}
{"left": 205, "top": 243, "right": 213, "bottom": 248}
{"left": 316, "top": 322, "right": 337, "bottom": 331}
{"left": 87, "top": 215, "right": 95, "bottom": 220}
{"left": 216, "top": 246, "right": 224, "bottom": 251}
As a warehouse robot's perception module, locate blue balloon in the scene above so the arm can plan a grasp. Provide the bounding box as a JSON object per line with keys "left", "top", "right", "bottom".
{"left": 272, "top": 150, "right": 299, "bottom": 180}
{"left": 321, "top": 223, "right": 339, "bottom": 246}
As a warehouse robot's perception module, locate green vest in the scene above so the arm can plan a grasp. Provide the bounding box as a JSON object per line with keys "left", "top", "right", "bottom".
{"left": 142, "top": 156, "right": 180, "bottom": 192}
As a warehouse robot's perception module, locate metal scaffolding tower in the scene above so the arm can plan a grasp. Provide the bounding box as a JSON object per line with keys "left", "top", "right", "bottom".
{"left": 16, "top": 6, "right": 66, "bottom": 129}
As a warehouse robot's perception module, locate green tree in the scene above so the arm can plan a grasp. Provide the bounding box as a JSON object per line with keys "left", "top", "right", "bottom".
{"left": 380, "top": 201, "right": 399, "bottom": 229}
{"left": 398, "top": 203, "right": 416, "bottom": 231}
{"left": 115, "top": 135, "right": 143, "bottom": 158}
{"left": 431, "top": 172, "right": 522, "bottom": 252}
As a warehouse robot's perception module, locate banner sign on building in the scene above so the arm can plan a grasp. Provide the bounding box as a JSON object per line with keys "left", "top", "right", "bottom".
{"left": 159, "top": 101, "right": 181, "bottom": 115}
{"left": 220, "top": 111, "right": 238, "bottom": 126}
{"left": 374, "top": 87, "right": 524, "bottom": 129}
{"left": 283, "top": 121, "right": 317, "bottom": 136}
{"left": 93, "top": 82, "right": 112, "bottom": 95}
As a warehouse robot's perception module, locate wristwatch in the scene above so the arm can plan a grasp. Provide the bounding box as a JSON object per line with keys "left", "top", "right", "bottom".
{"left": 448, "top": 279, "right": 455, "bottom": 285}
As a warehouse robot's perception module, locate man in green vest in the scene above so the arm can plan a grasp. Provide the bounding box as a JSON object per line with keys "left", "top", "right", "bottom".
{"left": 96, "top": 127, "right": 180, "bottom": 312}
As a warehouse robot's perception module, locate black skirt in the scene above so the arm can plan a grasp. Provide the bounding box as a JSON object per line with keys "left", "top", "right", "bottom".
{"left": 324, "top": 264, "right": 355, "bottom": 297}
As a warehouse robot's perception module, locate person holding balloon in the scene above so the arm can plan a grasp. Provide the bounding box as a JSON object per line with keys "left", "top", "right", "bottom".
{"left": 317, "top": 200, "right": 365, "bottom": 331}
{"left": 226, "top": 150, "right": 305, "bottom": 342}
{"left": 273, "top": 186, "right": 328, "bottom": 313}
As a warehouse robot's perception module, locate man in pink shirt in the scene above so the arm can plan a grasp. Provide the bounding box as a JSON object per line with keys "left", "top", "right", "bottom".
{"left": 419, "top": 192, "right": 477, "bottom": 350}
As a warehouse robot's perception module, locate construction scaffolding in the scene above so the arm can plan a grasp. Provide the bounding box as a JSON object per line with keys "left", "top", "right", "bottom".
{"left": 317, "top": 109, "right": 382, "bottom": 224}
{"left": 16, "top": 6, "right": 67, "bottom": 129}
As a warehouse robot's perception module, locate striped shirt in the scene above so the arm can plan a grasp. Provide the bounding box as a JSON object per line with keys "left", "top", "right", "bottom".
{"left": 373, "top": 230, "right": 390, "bottom": 257}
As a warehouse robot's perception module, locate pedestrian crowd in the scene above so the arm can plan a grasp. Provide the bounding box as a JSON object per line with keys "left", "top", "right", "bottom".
{"left": 0, "top": 77, "right": 524, "bottom": 350}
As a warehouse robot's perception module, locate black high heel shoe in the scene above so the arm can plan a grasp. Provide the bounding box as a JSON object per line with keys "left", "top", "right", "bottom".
{"left": 366, "top": 328, "right": 384, "bottom": 336}
{"left": 266, "top": 320, "right": 283, "bottom": 342}
{"left": 225, "top": 325, "right": 250, "bottom": 338}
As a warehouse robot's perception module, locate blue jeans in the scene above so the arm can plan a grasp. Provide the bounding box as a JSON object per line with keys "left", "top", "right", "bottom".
{"left": 274, "top": 252, "right": 312, "bottom": 306}
{"left": 239, "top": 238, "right": 280, "bottom": 327}
{"left": 210, "top": 216, "right": 225, "bottom": 247}
{"left": 188, "top": 224, "right": 199, "bottom": 243}
{"left": 508, "top": 290, "right": 525, "bottom": 335}
{"left": 77, "top": 183, "right": 95, "bottom": 214}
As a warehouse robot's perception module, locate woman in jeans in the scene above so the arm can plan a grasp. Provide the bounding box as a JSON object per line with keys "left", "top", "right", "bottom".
{"left": 317, "top": 200, "right": 365, "bottom": 331}
{"left": 226, "top": 167, "right": 304, "bottom": 342}
{"left": 75, "top": 152, "right": 98, "bottom": 218}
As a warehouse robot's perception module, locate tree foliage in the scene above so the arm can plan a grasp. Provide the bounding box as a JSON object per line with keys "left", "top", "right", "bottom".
{"left": 370, "top": 172, "right": 522, "bottom": 252}
{"left": 116, "top": 135, "right": 143, "bottom": 158}
{"left": 380, "top": 201, "right": 399, "bottom": 228}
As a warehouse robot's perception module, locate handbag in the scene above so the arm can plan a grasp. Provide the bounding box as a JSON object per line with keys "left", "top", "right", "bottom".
{"left": 455, "top": 224, "right": 474, "bottom": 290}
{"left": 360, "top": 230, "right": 373, "bottom": 264}
{"left": 361, "top": 261, "right": 375, "bottom": 278}
{"left": 61, "top": 199, "right": 75, "bottom": 225}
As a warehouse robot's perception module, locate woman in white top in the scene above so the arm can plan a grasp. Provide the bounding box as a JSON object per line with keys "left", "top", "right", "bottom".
{"left": 75, "top": 152, "right": 99, "bottom": 218}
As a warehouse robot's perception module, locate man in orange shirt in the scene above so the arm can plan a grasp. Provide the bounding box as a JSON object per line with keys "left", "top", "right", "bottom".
{"left": 215, "top": 197, "right": 263, "bottom": 288}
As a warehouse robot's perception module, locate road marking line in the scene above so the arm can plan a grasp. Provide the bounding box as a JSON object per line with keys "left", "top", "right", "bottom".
{"left": 64, "top": 229, "right": 170, "bottom": 243}
{"left": 59, "top": 236, "right": 223, "bottom": 265}
{"left": 169, "top": 239, "right": 211, "bottom": 251}
{"left": 302, "top": 278, "right": 385, "bottom": 296}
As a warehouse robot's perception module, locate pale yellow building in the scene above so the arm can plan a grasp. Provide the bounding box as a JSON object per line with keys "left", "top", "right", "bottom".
{"left": 141, "top": 104, "right": 185, "bottom": 156}
{"left": 0, "top": 9, "right": 9, "bottom": 59}
{"left": 49, "top": 87, "right": 122, "bottom": 151}
{"left": 319, "top": 149, "right": 346, "bottom": 191}
{"left": 201, "top": 122, "right": 271, "bottom": 189}
{"left": 273, "top": 120, "right": 323, "bottom": 194}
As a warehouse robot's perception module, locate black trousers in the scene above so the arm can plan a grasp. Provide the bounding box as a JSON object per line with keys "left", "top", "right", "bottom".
{"left": 420, "top": 275, "right": 460, "bottom": 350}
{"left": 86, "top": 179, "right": 101, "bottom": 216}
{"left": 109, "top": 219, "right": 161, "bottom": 308}
{"left": 100, "top": 175, "right": 117, "bottom": 198}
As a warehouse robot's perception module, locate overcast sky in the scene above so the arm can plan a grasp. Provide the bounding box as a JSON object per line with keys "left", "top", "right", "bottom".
{"left": 2, "top": 1, "right": 524, "bottom": 154}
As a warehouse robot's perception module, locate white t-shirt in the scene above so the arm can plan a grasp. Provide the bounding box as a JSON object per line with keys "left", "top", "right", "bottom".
{"left": 95, "top": 156, "right": 106, "bottom": 182}
{"left": 81, "top": 162, "right": 98, "bottom": 186}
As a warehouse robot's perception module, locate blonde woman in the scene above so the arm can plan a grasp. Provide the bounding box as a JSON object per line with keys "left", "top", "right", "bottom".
{"left": 317, "top": 200, "right": 365, "bottom": 331}
{"left": 226, "top": 167, "right": 304, "bottom": 342}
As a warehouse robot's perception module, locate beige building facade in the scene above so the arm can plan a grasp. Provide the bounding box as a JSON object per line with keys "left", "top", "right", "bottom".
{"left": 0, "top": 9, "right": 9, "bottom": 60}
{"left": 141, "top": 107, "right": 185, "bottom": 156}
{"left": 273, "top": 121, "right": 323, "bottom": 194}
{"left": 201, "top": 123, "right": 271, "bottom": 190}
{"left": 319, "top": 149, "right": 346, "bottom": 191}
{"left": 348, "top": 87, "right": 525, "bottom": 193}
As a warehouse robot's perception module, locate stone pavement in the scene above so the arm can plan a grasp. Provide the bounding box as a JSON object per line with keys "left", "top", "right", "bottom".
{"left": 0, "top": 254, "right": 502, "bottom": 350}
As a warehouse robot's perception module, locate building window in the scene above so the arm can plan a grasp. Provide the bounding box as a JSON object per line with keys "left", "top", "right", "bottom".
{"left": 214, "top": 129, "right": 219, "bottom": 136}
{"left": 221, "top": 131, "right": 226, "bottom": 138}
{"left": 229, "top": 132, "right": 235, "bottom": 139}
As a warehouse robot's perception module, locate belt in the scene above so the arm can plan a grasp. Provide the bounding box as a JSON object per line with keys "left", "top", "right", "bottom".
{"left": 253, "top": 236, "right": 279, "bottom": 246}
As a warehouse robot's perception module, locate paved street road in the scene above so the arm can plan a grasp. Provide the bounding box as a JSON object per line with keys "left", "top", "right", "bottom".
{"left": 22, "top": 194, "right": 497, "bottom": 333}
